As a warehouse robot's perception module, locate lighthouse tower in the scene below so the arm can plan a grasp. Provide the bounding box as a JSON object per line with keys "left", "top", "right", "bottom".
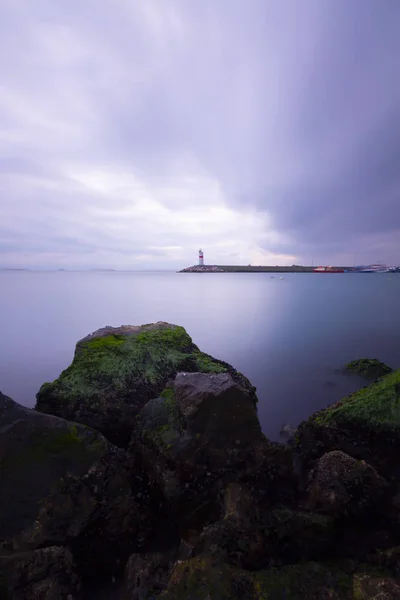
{"left": 198, "top": 249, "right": 204, "bottom": 266}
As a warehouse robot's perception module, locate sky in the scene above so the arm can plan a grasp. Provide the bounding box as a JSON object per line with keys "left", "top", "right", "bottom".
{"left": 1, "top": 0, "right": 399, "bottom": 270}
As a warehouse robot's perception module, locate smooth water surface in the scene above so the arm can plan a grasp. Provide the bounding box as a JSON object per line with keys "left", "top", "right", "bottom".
{"left": 1, "top": 270, "right": 399, "bottom": 440}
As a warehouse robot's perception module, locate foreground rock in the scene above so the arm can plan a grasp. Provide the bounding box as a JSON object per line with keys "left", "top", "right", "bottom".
{"left": 0, "top": 547, "right": 80, "bottom": 600}
{"left": 295, "top": 369, "right": 400, "bottom": 481}
{"left": 0, "top": 392, "right": 165, "bottom": 582}
{"left": 6, "top": 337, "right": 400, "bottom": 598}
{"left": 36, "top": 322, "right": 255, "bottom": 446}
{"left": 133, "top": 372, "right": 295, "bottom": 539}
{"left": 306, "top": 450, "right": 388, "bottom": 519}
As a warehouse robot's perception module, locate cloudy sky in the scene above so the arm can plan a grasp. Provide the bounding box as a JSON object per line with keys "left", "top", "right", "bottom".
{"left": 1, "top": 0, "right": 399, "bottom": 269}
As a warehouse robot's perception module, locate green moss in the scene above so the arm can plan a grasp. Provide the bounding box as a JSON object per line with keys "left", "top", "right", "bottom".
{"left": 21, "top": 424, "right": 105, "bottom": 466}
{"left": 194, "top": 353, "right": 228, "bottom": 374}
{"left": 346, "top": 358, "right": 392, "bottom": 378}
{"left": 35, "top": 324, "right": 250, "bottom": 439}
{"left": 83, "top": 334, "right": 125, "bottom": 350}
{"left": 314, "top": 370, "right": 400, "bottom": 430}
{"left": 252, "top": 562, "right": 353, "bottom": 599}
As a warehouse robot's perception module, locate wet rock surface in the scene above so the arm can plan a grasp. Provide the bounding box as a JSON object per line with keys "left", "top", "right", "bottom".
{"left": 3, "top": 336, "right": 400, "bottom": 598}
{"left": 35, "top": 322, "right": 256, "bottom": 446}
{"left": 306, "top": 450, "right": 389, "bottom": 519}
{"left": 0, "top": 392, "right": 167, "bottom": 584}
{"left": 295, "top": 368, "right": 400, "bottom": 480}
{"left": 132, "top": 372, "right": 295, "bottom": 538}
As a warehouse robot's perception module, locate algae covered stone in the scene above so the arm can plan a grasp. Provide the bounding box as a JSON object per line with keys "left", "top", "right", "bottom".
{"left": 132, "top": 372, "right": 294, "bottom": 537}
{"left": 0, "top": 392, "right": 159, "bottom": 578}
{"left": 295, "top": 369, "right": 400, "bottom": 480}
{"left": 346, "top": 358, "right": 392, "bottom": 379}
{"left": 36, "top": 322, "right": 255, "bottom": 446}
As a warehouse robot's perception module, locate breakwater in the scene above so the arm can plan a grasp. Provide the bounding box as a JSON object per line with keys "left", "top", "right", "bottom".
{"left": 179, "top": 265, "right": 351, "bottom": 273}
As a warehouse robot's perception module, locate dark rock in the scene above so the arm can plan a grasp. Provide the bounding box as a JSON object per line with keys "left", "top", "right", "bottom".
{"left": 306, "top": 451, "right": 388, "bottom": 519}
{"left": 370, "top": 546, "right": 400, "bottom": 578}
{"left": 346, "top": 358, "right": 392, "bottom": 379}
{"left": 0, "top": 392, "right": 162, "bottom": 580}
{"left": 161, "top": 558, "right": 400, "bottom": 599}
{"left": 0, "top": 546, "right": 80, "bottom": 600}
{"left": 132, "top": 373, "right": 295, "bottom": 538}
{"left": 160, "top": 556, "right": 255, "bottom": 600}
{"left": 195, "top": 505, "right": 335, "bottom": 570}
{"left": 35, "top": 323, "right": 256, "bottom": 446}
{"left": 124, "top": 552, "right": 174, "bottom": 600}
{"left": 295, "top": 369, "right": 400, "bottom": 481}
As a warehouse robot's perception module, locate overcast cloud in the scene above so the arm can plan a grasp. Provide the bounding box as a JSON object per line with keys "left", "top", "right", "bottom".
{"left": 1, "top": 0, "right": 399, "bottom": 269}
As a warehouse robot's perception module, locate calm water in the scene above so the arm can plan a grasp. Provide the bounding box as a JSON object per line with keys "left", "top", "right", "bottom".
{"left": 1, "top": 270, "right": 399, "bottom": 441}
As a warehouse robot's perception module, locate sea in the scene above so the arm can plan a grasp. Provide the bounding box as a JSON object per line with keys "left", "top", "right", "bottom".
{"left": 1, "top": 269, "right": 400, "bottom": 441}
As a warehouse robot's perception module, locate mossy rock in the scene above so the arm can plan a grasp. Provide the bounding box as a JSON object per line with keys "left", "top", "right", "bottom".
{"left": 346, "top": 358, "right": 392, "bottom": 379}
{"left": 36, "top": 322, "right": 256, "bottom": 446}
{"left": 295, "top": 370, "right": 400, "bottom": 480}
{"left": 0, "top": 393, "right": 158, "bottom": 578}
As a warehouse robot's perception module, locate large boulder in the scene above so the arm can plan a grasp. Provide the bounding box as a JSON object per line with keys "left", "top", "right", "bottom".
{"left": 295, "top": 369, "right": 400, "bottom": 481}
{"left": 36, "top": 323, "right": 256, "bottom": 446}
{"left": 132, "top": 372, "right": 295, "bottom": 538}
{"left": 0, "top": 546, "right": 80, "bottom": 600}
{"left": 195, "top": 502, "right": 335, "bottom": 570}
{"left": 306, "top": 451, "right": 388, "bottom": 519}
{"left": 0, "top": 392, "right": 167, "bottom": 580}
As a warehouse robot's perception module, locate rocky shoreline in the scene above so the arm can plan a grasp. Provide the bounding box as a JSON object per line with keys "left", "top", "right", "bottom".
{"left": 1, "top": 324, "right": 400, "bottom": 599}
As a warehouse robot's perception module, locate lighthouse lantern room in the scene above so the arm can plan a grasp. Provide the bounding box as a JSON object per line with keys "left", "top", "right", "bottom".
{"left": 198, "top": 249, "right": 204, "bottom": 266}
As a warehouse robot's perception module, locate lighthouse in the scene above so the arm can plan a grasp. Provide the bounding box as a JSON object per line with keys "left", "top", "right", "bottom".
{"left": 198, "top": 249, "right": 204, "bottom": 266}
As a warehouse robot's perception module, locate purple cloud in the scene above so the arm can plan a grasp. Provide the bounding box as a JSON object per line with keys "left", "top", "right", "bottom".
{"left": 0, "top": 0, "right": 399, "bottom": 268}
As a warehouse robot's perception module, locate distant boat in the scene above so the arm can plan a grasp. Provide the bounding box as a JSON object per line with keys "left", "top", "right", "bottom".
{"left": 313, "top": 266, "right": 344, "bottom": 273}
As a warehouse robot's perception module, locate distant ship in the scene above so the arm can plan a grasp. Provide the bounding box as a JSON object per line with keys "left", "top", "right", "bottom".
{"left": 313, "top": 266, "right": 344, "bottom": 273}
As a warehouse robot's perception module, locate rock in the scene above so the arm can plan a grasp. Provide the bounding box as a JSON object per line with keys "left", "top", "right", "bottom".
{"left": 252, "top": 563, "right": 400, "bottom": 600}
{"left": 160, "top": 557, "right": 254, "bottom": 600}
{"left": 370, "top": 546, "right": 400, "bottom": 577}
{"left": 0, "top": 392, "right": 164, "bottom": 579}
{"left": 346, "top": 358, "right": 392, "bottom": 379}
{"left": 124, "top": 552, "right": 174, "bottom": 600}
{"left": 0, "top": 546, "right": 80, "bottom": 600}
{"left": 132, "top": 372, "right": 295, "bottom": 538}
{"left": 295, "top": 369, "right": 400, "bottom": 481}
{"left": 161, "top": 558, "right": 400, "bottom": 599}
{"left": 195, "top": 505, "right": 335, "bottom": 569}
{"left": 35, "top": 323, "right": 256, "bottom": 446}
{"left": 307, "top": 451, "right": 388, "bottom": 519}
{"left": 352, "top": 573, "right": 400, "bottom": 599}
